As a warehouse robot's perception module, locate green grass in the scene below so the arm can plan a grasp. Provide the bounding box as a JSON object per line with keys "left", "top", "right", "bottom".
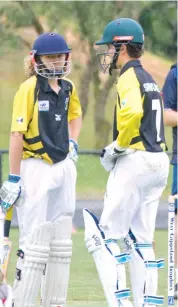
{"left": 1, "top": 153, "right": 173, "bottom": 200}
{"left": 76, "top": 154, "right": 108, "bottom": 199}
{"left": 7, "top": 229, "right": 170, "bottom": 306}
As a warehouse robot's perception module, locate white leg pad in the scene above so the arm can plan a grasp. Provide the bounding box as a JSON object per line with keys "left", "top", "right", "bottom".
{"left": 83, "top": 209, "right": 133, "bottom": 307}
{"left": 14, "top": 222, "right": 53, "bottom": 307}
{"left": 12, "top": 254, "right": 24, "bottom": 306}
{"left": 105, "top": 239, "right": 132, "bottom": 290}
{"left": 41, "top": 216, "right": 73, "bottom": 307}
{"left": 122, "top": 234, "right": 164, "bottom": 307}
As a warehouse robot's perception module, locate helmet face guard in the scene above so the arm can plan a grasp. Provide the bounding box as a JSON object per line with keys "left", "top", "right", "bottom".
{"left": 95, "top": 18, "right": 144, "bottom": 74}
{"left": 31, "top": 32, "right": 72, "bottom": 79}
{"left": 96, "top": 41, "right": 129, "bottom": 75}
{"left": 96, "top": 50, "right": 119, "bottom": 75}
{"left": 31, "top": 51, "right": 71, "bottom": 79}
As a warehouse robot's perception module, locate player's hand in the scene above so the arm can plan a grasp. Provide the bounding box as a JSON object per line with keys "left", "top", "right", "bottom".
{"left": 0, "top": 175, "right": 21, "bottom": 212}
{"left": 100, "top": 141, "right": 120, "bottom": 172}
{"left": 100, "top": 141, "right": 135, "bottom": 172}
{"left": 68, "top": 139, "right": 79, "bottom": 163}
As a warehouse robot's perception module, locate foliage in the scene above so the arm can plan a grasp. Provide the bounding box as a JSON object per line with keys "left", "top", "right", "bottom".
{"left": 0, "top": 1, "right": 176, "bottom": 148}
{"left": 139, "top": 1, "right": 177, "bottom": 59}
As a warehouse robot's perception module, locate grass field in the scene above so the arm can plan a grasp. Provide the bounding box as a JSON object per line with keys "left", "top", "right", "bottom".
{"left": 7, "top": 228, "right": 170, "bottom": 307}
{"left": 1, "top": 153, "right": 173, "bottom": 200}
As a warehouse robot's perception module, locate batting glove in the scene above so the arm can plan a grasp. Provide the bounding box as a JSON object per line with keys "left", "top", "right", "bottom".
{"left": 100, "top": 141, "right": 135, "bottom": 172}
{"left": 0, "top": 175, "right": 21, "bottom": 212}
{"left": 68, "top": 139, "right": 79, "bottom": 163}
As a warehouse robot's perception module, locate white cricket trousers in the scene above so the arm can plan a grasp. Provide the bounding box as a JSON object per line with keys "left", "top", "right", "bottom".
{"left": 17, "top": 157, "right": 77, "bottom": 251}
{"left": 100, "top": 150, "right": 169, "bottom": 242}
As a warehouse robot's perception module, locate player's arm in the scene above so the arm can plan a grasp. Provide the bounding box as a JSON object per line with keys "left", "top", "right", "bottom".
{"left": 69, "top": 116, "right": 82, "bottom": 143}
{"left": 0, "top": 84, "right": 34, "bottom": 211}
{"left": 68, "top": 83, "right": 82, "bottom": 142}
{"left": 164, "top": 110, "right": 177, "bottom": 127}
{"left": 116, "top": 84, "right": 143, "bottom": 148}
{"left": 68, "top": 82, "right": 82, "bottom": 162}
{"left": 10, "top": 84, "right": 34, "bottom": 174}
{"left": 9, "top": 132, "right": 23, "bottom": 175}
{"left": 162, "top": 67, "right": 177, "bottom": 127}
{"left": 100, "top": 83, "right": 143, "bottom": 172}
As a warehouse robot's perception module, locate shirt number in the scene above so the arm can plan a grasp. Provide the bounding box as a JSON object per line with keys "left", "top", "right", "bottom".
{"left": 152, "top": 99, "right": 161, "bottom": 142}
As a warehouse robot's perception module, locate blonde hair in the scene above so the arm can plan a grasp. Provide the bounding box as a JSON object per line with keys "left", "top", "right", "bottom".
{"left": 24, "top": 55, "right": 36, "bottom": 79}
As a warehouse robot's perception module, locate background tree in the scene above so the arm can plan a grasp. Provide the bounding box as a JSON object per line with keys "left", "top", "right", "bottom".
{"left": 31, "top": 1, "right": 149, "bottom": 147}
{"left": 139, "top": 1, "right": 177, "bottom": 59}
{"left": 0, "top": 1, "right": 176, "bottom": 149}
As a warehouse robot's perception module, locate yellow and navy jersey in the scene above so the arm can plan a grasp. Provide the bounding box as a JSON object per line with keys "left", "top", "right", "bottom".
{"left": 113, "top": 60, "right": 166, "bottom": 152}
{"left": 11, "top": 75, "right": 82, "bottom": 164}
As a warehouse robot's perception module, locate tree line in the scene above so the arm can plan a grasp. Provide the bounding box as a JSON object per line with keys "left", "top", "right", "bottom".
{"left": 0, "top": 1, "right": 176, "bottom": 147}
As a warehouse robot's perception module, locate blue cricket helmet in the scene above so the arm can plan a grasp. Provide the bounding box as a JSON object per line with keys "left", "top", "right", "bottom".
{"left": 32, "top": 32, "right": 71, "bottom": 55}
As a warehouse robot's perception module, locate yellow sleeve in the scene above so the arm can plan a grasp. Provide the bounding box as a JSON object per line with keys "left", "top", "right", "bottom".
{"left": 68, "top": 83, "right": 82, "bottom": 122}
{"left": 116, "top": 84, "right": 143, "bottom": 147}
{"left": 5, "top": 207, "right": 13, "bottom": 221}
{"left": 11, "top": 80, "right": 35, "bottom": 133}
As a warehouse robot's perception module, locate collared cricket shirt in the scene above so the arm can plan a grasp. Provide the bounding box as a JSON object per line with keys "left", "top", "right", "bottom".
{"left": 113, "top": 60, "right": 166, "bottom": 152}
{"left": 11, "top": 75, "right": 82, "bottom": 164}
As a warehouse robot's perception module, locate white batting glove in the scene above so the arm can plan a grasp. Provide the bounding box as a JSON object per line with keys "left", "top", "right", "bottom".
{"left": 100, "top": 141, "right": 136, "bottom": 172}
{"left": 0, "top": 175, "right": 22, "bottom": 212}
{"left": 68, "top": 139, "right": 79, "bottom": 163}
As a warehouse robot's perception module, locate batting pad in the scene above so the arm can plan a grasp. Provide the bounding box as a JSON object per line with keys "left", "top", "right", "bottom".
{"left": 16, "top": 222, "right": 53, "bottom": 307}
{"left": 122, "top": 235, "right": 164, "bottom": 307}
{"left": 41, "top": 216, "right": 73, "bottom": 307}
{"left": 83, "top": 209, "right": 133, "bottom": 307}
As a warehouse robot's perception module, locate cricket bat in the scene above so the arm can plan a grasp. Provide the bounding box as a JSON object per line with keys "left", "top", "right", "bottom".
{"left": 0, "top": 208, "right": 13, "bottom": 281}
{"left": 0, "top": 208, "right": 13, "bottom": 306}
{"left": 1, "top": 239, "right": 12, "bottom": 280}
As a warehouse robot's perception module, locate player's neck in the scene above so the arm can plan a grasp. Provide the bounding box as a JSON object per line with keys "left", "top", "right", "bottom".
{"left": 48, "top": 78, "right": 60, "bottom": 94}
{"left": 120, "top": 56, "right": 139, "bottom": 69}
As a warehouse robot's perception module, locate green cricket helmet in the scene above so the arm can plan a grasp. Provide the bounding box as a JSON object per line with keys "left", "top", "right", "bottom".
{"left": 95, "top": 18, "right": 144, "bottom": 74}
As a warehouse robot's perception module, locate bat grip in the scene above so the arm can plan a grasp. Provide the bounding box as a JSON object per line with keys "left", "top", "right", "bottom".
{"left": 4, "top": 220, "right": 11, "bottom": 239}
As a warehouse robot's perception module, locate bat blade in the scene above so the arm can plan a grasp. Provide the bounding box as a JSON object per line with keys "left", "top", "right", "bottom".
{"left": 1, "top": 240, "right": 12, "bottom": 280}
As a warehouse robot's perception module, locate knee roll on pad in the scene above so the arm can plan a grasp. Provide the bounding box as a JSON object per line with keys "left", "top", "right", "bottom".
{"left": 41, "top": 216, "right": 73, "bottom": 307}
{"left": 16, "top": 222, "right": 53, "bottom": 307}
{"left": 50, "top": 239, "right": 72, "bottom": 263}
